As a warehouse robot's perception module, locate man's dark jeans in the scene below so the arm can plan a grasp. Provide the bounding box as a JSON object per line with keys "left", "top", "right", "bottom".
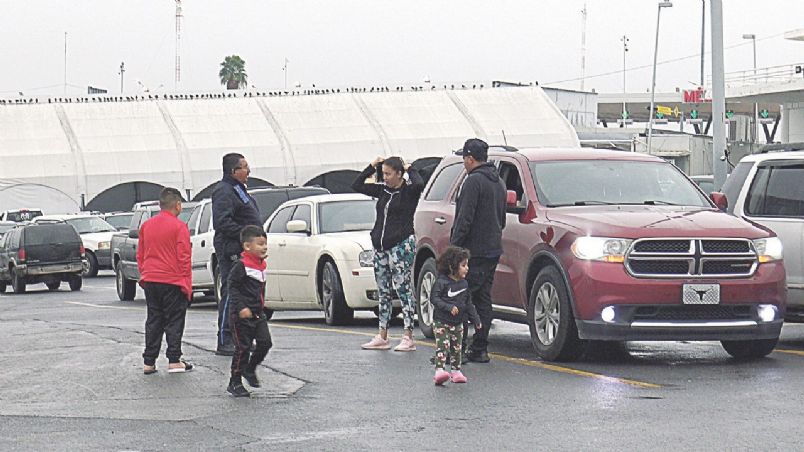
{"left": 463, "top": 256, "right": 499, "bottom": 353}
{"left": 217, "top": 254, "right": 238, "bottom": 348}
{"left": 142, "top": 282, "right": 188, "bottom": 366}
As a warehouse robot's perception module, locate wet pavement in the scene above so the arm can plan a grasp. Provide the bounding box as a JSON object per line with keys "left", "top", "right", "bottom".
{"left": 1, "top": 272, "right": 804, "bottom": 451}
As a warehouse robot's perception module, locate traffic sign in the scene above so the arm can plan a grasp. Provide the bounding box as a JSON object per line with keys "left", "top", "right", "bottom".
{"left": 621, "top": 110, "right": 630, "bottom": 120}
{"left": 760, "top": 109, "right": 770, "bottom": 119}
{"left": 725, "top": 110, "right": 735, "bottom": 119}
{"left": 673, "top": 106, "right": 680, "bottom": 118}
{"left": 657, "top": 105, "right": 673, "bottom": 116}
{"left": 690, "top": 109, "right": 699, "bottom": 120}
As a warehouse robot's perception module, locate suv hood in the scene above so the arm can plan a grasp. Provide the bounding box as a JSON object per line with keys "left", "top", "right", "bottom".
{"left": 80, "top": 231, "right": 116, "bottom": 247}
{"left": 545, "top": 206, "right": 772, "bottom": 239}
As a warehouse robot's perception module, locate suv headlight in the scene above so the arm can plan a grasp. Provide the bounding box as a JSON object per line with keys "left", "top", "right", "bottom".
{"left": 359, "top": 250, "right": 375, "bottom": 267}
{"left": 753, "top": 237, "right": 783, "bottom": 263}
{"left": 98, "top": 241, "right": 111, "bottom": 250}
{"left": 571, "top": 237, "right": 632, "bottom": 263}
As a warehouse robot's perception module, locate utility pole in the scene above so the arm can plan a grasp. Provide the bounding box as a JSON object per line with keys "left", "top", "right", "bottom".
{"left": 743, "top": 34, "right": 758, "bottom": 143}
{"left": 711, "top": 0, "right": 728, "bottom": 190}
{"left": 700, "top": 0, "right": 706, "bottom": 86}
{"left": 647, "top": 2, "right": 673, "bottom": 154}
{"left": 63, "top": 32, "right": 68, "bottom": 96}
{"left": 175, "top": 0, "right": 182, "bottom": 88}
{"left": 580, "top": 3, "right": 588, "bottom": 91}
{"left": 621, "top": 35, "right": 629, "bottom": 121}
{"left": 283, "top": 58, "right": 289, "bottom": 91}
{"left": 119, "top": 62, "right": 125, "bottom": 94}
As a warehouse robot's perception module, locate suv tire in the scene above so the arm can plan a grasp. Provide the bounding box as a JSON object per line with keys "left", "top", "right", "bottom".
{"left": 69, "top": 275, "right": 83, "bottom": 292}
{"left": 11, "top": 267, "right": 26, "bottom": 294}
{"left": 721, "top": 338, "right": 778, "bottom": 360}
{"left": 528, "top": 266, "right": 586, "bottom": 362}
{"left": 83, "top": 251, "right": 99, "bottom": 278}
{"left": 46, "top": 281, "right": 61, "bottom": 291}
{"left": 321, "top": 261, "right": 353, "bottom": 325}
{"left": 115, "top": 264, "right": 135, "bottom": 301}
{"left": 415, "top": 257, "right": 437, "bottom": 339}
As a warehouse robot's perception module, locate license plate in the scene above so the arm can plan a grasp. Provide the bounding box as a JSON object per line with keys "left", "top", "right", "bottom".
{"left": 682, "top": 284, "right": 720, "bottom": 304}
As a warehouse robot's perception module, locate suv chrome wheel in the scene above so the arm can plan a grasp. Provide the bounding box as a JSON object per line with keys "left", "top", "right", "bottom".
{"left": 415, "top": 257, "right": 437, "bottom": 338}
{"left": 533, "top": 282, "right": 560, "bottom": 346}
{"left": 528, "top": 266, "right": 586, "bottom": 362}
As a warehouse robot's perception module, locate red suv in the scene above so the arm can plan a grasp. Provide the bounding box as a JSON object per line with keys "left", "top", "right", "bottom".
{"left": 414, "top": 147, "right": 786, "bottom": 361}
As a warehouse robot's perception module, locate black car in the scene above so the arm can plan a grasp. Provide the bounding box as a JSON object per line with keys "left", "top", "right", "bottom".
{"left": 0, "top": 223, "right": 85, "bottom": 294}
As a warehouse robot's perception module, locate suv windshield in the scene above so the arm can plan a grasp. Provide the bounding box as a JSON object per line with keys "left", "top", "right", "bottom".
{"left": 530, "top": 160, "right": 712, "bottom": 208}
{"left": 65, "top": 217, "right": 116, "bottom": 234}
{"left": 318, "top": 200, "right": 376, "bottom": 233}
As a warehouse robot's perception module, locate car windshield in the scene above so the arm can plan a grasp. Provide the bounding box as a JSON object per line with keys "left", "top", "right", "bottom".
{"left": 318, "top": 200, "right": 376, "bottom": 234}
{"left": 65, "top": 217, "right": 117, "bottom": 234}
{"left": 104, "top": 214, "right": 132, "bottom": 230}
{"left": 530, "top": 160, "right": 712, "bottom": 208}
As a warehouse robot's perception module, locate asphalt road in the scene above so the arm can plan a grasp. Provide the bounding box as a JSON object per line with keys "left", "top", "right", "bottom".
{"left": 2, "top": 272, "right": 804, "bottom": 451}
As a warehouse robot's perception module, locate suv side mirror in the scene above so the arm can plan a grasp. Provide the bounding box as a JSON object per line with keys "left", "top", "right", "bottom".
{"left": 710, "top": 192, "right": 728, "bottom": 211}
{"left": 128, "top": 229, "right": 139, "bottom": 239}
{"left": 505, "top": 190, "right": 526, "bottom": 214}
{"left": 286, "top": 220, "right": 310, "bottom": 234}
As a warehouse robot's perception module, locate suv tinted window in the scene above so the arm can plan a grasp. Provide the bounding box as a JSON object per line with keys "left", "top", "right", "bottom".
{"left": 745, "top": 163, "right": 804, "bottom": 217}
{"left": 253, "top": 191, "right": 289, "bottom": 223}
{"left": 268, "top": 206, "right": 296, "bottom": 233}
{"left": 24, "top": 224, "right": 80, "bottom": 246}
{"left": 722, "top": 162, "right": 753, "bottom": 214}
{"left": 198, "top": 203, "right": 213, "bottom": 234}
{"left": 4, "top": 210, "right": 43, "bottom": 222}
{"left": 425, "top": 164, "right": 463, "bottom": 201}
{"left": 499, "top": 161, "right": 526, "bottom": 205}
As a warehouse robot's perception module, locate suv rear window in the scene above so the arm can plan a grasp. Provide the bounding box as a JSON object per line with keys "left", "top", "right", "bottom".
{"left": 425, "top": 164, "right": 464, "bottom": 201}
{"left": 25, "top": 224, "right": 80, "bottom": 245}
{"left": 745, "top": 162, "right": 804, "bottom": 217}
{"left": 5, "top": 210, "right": 43, "bottom": 222}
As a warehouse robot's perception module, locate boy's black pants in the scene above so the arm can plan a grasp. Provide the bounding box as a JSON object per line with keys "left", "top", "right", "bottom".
{"left": 142, "top": 282, "right": 188, "bottom": 366}
{"left": 231, "top": 314, "right": 272, "bottom": 377}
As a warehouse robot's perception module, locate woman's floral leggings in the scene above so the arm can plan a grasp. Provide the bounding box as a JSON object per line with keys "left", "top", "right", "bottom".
{"left": 373, "top": 235, "right": 416, "bottom": 331}
{"left": 434, "top": 320, "right": 463, "bottom": 370}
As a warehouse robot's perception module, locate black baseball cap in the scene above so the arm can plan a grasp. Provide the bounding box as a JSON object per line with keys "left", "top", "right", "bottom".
{"left": 454, "top": 138, "right": 488, "bottom": 161}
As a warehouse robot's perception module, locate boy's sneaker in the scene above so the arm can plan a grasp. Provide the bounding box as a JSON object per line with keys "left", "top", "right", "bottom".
{"left": 242, "top": 369, "right": 261, "bottom": 388}
{"left": 450, "top": 370, "right": 467, "bottom": 383}
{"left": 227, "top": 380, "right": 251, "bottom": 398}
{"left": 393, "top": 336, "right": 416, "bottom": 352}
{"left": 433, "top": 369, "right": 450, "bottom": 386}
{"left": 361, "top": 335, "right": 390, "bottom": 350}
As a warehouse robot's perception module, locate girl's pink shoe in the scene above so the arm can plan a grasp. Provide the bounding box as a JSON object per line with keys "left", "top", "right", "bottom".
{"left": 434, "top": 369, "right": 450, "bottom": 385}
{"left": 450, "top": 370, "right": 467, "bottom": 383}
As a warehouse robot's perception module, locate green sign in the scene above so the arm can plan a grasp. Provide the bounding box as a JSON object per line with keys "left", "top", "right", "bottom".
{"left": 760, "top": 109, "right": 770, "bottom": 119}
{"left": 690, "top": 109, "right": 699, "bottom": 120}
{"left": 656, "top": 112, "right": 665, "bottom": 119}
{"left": 725, "top": 110, "right": 735, "bottom": 119}
{"left": 621, "top": 110, "right": 630, "bottom": 119}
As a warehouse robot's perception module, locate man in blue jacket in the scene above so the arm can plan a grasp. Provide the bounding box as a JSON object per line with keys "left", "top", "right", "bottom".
{"left": 450, "top": 138, "right": 507, "bottom": 363}
{"left": 212, "top": 153, "right": 261, "bottom": 356}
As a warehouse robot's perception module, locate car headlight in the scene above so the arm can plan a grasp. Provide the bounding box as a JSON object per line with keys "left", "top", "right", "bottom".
{"left": 98, "top": 241, "right": 111, "bottom": 250}
{"left": 358, "top": 250, "right": 374, "bottom": 267}
{"left": 571, "top": 237, "right": 632, "bottom": 263}
{"left": 753, "top": 237, "right": 783, "bottom": 263}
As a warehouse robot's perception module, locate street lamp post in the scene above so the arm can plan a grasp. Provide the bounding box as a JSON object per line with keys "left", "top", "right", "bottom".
{"left": 743, "top": 33, "right": 758, "bottom": 143}
{"left": 647, "top": 1, "right": 673, "bottom": 154}
{"left": 621, "top": 35, "right": 629, "bottom": 123}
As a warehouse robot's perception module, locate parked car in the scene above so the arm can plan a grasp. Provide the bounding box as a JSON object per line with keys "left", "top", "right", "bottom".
{"left": 261, "top": 193, "right": 400, "bottom": 324}
{"left": 414, "top": 146, "right": 786, "bottom": 361}
{"left": 716, "top": 146, "right": 803, "bottom": 321}
{"left": 690, "top": 175, "right": 715, "bottom": 194}
{"left": 186, "top": 186, "right": 330, "bottom": 303}
{"left": 0, "top": 221, "right": 16, "bottom": 239}
{"left": 0, "top": 208, "right": 43, "bottom": 222}
{"left": 0, "top": 222, "right": 84, "bottom": 293}
{"left": 34, "top": 215, "right": 117, "bottom": 277}
{"left": 102, "top": 212, "right": 134, "bottom": 231}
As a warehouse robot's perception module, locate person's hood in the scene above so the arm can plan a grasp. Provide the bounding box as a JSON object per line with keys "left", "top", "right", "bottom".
{"left": 471, "top": 162, "right": 501, "bottom": 182}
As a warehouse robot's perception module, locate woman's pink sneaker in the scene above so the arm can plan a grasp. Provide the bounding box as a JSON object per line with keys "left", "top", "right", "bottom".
{"left": 434, "top": 369, "right": 450, "bottom": 385}
{"left": 361, "top": 335, "right": 390, "bottom": 350}
{"left": 393, "top": 336, "right": 416, "bottom": 352}
{"left": 450, "top": 370, "right": 467, "bottom": 383}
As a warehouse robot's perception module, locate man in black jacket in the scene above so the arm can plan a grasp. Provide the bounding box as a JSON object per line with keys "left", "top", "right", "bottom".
{"left": 213, "top": 153, "right": 261, "bottom": 356}
{"left": 450, "top": 138, "right": 507, "bottom": 363}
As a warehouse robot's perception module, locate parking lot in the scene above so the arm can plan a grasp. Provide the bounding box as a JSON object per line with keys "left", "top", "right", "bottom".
{"left": 2, "top": 273, "right": 804, "bottom": 451}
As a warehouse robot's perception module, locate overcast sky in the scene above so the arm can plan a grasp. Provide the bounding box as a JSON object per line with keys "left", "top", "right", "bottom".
{"left": 1, "top": 0, "right": 802, "bottom": 97}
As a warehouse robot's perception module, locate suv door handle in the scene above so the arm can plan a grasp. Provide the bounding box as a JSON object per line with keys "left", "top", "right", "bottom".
{"left": 278, "top": 242, "right": 287, "bottom": 247}
{"left": 201, "top": 240, "right": 206, "bottom": 247}
{"left": 434, "top": 217, "right": 447, "bottom": 225}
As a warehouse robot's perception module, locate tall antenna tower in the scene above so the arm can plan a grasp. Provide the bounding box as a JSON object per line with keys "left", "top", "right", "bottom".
{"left": 580, "top": 2, "right": 587, "bottom": 91}
{"left": 175, "top": 0, "right": 182, "bottom": 88}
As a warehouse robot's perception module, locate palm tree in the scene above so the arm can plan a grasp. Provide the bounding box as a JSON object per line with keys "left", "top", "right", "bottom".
{"left": 219, "top": 55, "right": 248, "bottom": 90}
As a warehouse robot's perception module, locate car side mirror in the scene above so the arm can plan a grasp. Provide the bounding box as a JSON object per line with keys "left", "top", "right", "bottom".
{"left": 286, "top": 220, "right": 310, "bottom": 234}
{"left": 128, "top": 229, "right": 139, "bottom": 239}
{"left": 505, "top": 190, "right": 526, "bottom": 214}
{"left": 710, "top": 192, "right": 728, "bottom": 211}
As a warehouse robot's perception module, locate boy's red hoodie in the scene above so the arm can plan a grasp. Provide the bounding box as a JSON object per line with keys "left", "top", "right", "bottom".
{"left": 227, "top": 251, "right": 267, "bottom": 316}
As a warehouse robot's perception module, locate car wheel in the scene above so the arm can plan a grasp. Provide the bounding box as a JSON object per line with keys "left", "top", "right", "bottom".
{"left": 115, "top": 263, "right": 135, "bottom": 301}
{"left": 528, "top": 266, "right": 586, "bottom": 362}
{"left": 415, "top": 257, "right": 437, "bottom": 339}
{"left": 83, "top": 251, "right": 99, "bottom": 278}
{"left": 46, "top": 281, "right": 61, "bottom": 291}
{"left": 11, "top": 267, "right": 26, "bottom": 294}
{"left": 69, "top": 275, "right": 83, "bottom": 292}
{"left": 721, "top": 338, "right": 778, "bottom": 360}
{"left": 321, "top": 261, "right": 353, "bottom": 325}
{"left": 263, "top": 308, "right": 274, "bottom": 320}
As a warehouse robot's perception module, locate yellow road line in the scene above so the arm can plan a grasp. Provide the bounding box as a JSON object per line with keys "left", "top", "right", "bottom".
{"left": 775, "top": 349, "right": 804, "bottom": 357}
{"left": 271, "top": 323, "right": 661, "bottom": 389}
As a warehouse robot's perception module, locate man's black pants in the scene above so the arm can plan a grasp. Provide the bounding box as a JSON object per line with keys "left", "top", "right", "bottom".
{"left": 231, "top": 314, "right": 273, "bottom": 377}
{"left": 464, "top": 256, "right": 499, "bottom": 353}
{"left": 142, "top": 282, "right": 188, "bottom": 366}
{"left": 217, "top": 254, "right": 237, "bottom": 348}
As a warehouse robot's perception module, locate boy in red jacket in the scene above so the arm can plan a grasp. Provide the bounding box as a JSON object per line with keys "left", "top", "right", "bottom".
{"left": 138, "top": 188, "right": 193, "bottom": 375}
{"left": 227, "top": 225, "right": 272, "bottom": 397}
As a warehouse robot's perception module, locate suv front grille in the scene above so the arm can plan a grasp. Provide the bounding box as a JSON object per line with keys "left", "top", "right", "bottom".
{"left": 633, "top": 305, "right": 752, "bottom": 321}
{"left": 626, "top": 238, "right": 758, "bottom": 278}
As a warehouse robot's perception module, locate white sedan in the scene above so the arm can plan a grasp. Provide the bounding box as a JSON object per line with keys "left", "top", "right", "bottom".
{"left": 263, "top": 193, "right": 398, "bottom": 325}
